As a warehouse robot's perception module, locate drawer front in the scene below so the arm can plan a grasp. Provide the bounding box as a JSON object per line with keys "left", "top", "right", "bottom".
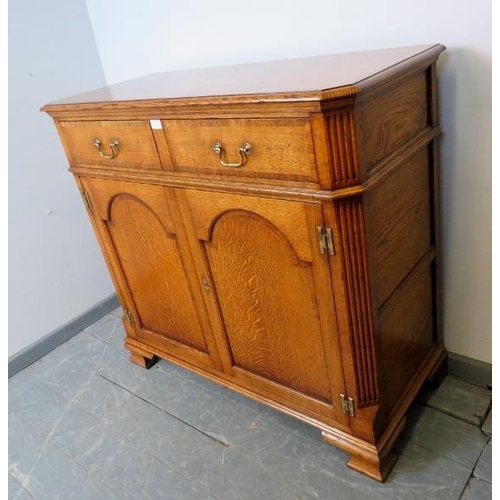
{"left": 57, "top": 120, "right": 162, "bottom": 169}
{"left": 161, "top": 118, "right": 318, "bottom": 183}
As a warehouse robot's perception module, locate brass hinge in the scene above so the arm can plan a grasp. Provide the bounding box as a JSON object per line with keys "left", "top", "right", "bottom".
{"left": 124, "top": 310, "right": 135, "bottom": 326}
{"left": 316, "top": 226, "right": 334, "bottom": 255}
{"left": 340, "top": 394, "right": 355, "bottom": 416}
{"left": 80, "top": 190, "right": 93, "bottom": 210}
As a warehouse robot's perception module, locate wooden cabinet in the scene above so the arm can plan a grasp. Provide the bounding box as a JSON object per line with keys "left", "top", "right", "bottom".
{"left": 43, "top": 44, "right": 447, "bottom": 482}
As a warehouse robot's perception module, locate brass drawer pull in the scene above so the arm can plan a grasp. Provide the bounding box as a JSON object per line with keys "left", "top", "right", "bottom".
{"left": 212, "top": 142, "right": 252, "bottom": 168}
{"left": 93, "top": 138, "right": 120, "bottom": 159}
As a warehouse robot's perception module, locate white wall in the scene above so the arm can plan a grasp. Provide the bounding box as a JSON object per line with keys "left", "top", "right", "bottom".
{"left": 86, "top": 0, "right": 491, "bottom": 363}
{"left": 9, "top": 0, "right": 114, "bottom": 356}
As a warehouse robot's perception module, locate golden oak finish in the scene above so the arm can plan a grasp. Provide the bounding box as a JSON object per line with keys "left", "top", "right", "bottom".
{"left": 367, "top": 148, "right": 432, "bottom": 308}
{"left": 378, "top": 256, "right": 435, "bottom": 413}
{"left": 43, "top": 45, "right": 440, "bottom": 108}
{"left": 356, "top": 72, "right": 428, "bottom": 173}
{"left": 57, "top": 120, "right": 162, "bottom": 169}
{"left": 43, "top": 44, "right": 446, "bottom": 482}
{"left": 324, "top": 109, "right": 360, "bottom": 188}
{"left": 335, "top": 197, "right": 378, "bottom": 406}
{"left": 179, "top": 189, "right": 348, "bottom": 423}
{"left": 80, "top": 178, "right": 223, "bottom": 370}
{"left": 161, "top": 118, "right": 318, "bottom": 182}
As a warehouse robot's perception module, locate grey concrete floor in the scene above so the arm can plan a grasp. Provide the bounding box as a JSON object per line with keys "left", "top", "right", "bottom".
{"left": 9, "top": 309, "right": 492, "bottom": 500}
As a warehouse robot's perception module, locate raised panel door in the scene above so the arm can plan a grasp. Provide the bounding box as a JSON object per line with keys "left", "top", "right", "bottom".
{"left": 80, "top": 177, "right": 222, "bottom": 370}
{"left": 177, "top": 189, "right": 349, "bottom": 425}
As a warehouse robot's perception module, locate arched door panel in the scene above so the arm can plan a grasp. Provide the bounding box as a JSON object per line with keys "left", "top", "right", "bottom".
{"left": 178, "top": 189, "right": 349, "bottom": 425}
{"left": 81, "top": 178, "right": 221, "bottom": 369}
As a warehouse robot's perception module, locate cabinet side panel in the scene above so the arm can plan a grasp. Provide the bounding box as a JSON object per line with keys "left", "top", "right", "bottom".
{"left": 367, "top": 148, "right": 432, "bottom": 308}
{"left": 356, "top": 72, "right": 428, "bottom": 172}
{"left": 378, "top": 264, "right": 434, "bottom": 412}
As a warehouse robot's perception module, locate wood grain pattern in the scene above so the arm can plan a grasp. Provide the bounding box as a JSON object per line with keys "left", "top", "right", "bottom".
{"left": 107, "top": 195, "right": 206, "bottom": 350}
{"left": 309, "top": 113, "right": 334, "bottom": 189}
{"left": 70, "top": 164, "right": 330, "bottom": 200}
{"left": 367, "top": 148, "right": 431, "bottom": 307}
{"left": 182, "top": 189, "right": 314, "bottom": 262}
{"left": 81, "top": 178, "right": 220, "bottom": 369}
{"left": 356, "top": 72, "right": 428, "bottom": 171}
{"left": 48, "top": 101, "right": 323, "bottom": 122}
{"left": 303, "top": 205, "right": 349, "bottom": 425}
{"left": 205, "top": 210, "right": 331, "bottom": 401}
{"left": 161, "top": 118, "right": 317, "bottom": 182}
{"left": 42, "top": 45, "right": 441, "bottom": 110}
{"left": 57, "top": 120, "right": 161, "bottom": 169}
{"left": 378, "top": 261, "right": 435, "bottom": 414}
{"left": 335, "top": 198, "right": 378, "bottom": 406}
{"left": 182, "top": 189, "right": 345, "bottom": 406}
{"left": 174, "top": 188, "right": 349, "bottom": 424}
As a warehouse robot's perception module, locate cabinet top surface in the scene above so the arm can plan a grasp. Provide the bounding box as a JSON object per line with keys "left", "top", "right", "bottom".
{"left": 43, "top": 44, "right": 443, "bottom": 112}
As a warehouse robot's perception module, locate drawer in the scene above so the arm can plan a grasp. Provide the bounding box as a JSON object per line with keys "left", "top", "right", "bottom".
{"left": 57, "top": 120, "right": 162, "bottom": 169}
{"left": 161, "top": 118, "right": 318, "bottom": 183}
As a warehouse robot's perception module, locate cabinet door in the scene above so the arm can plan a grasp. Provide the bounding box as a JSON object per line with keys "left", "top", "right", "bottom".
{"left": 177, "top": 189, "right": 349, "bottom": 425}
{"left": 80, "top": 177, "right": 222, "bottom": 370}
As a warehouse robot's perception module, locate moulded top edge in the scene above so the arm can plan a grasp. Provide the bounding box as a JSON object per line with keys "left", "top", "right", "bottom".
{"left": 42, "top": 44, "right": 444, "bottom": 112}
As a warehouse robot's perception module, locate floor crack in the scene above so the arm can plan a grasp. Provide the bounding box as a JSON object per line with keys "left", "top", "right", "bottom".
{"left": 98, "top": 373, "right": 230, "bottom": 447}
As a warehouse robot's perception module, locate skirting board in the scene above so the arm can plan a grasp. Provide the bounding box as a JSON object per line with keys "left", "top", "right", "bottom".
{"left": 447, "top": 352, "right": 492, "bottom": 388}
{"left": 8, "top": 293, "right": 120, "bottom": 378}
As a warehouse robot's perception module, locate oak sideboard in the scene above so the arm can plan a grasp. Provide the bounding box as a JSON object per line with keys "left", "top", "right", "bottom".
{"left": 43, "top": 44, "right": 446, "bottom": 481}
